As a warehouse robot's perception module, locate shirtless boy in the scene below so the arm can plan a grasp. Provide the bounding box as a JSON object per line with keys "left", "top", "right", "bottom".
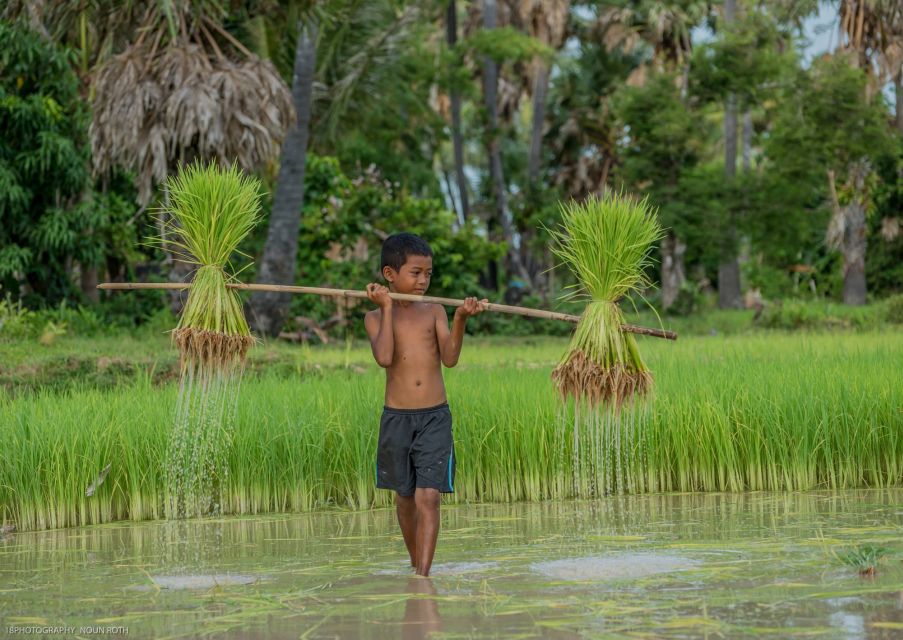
{"left": 364, "top": 233, "right": 487, "bottom": 577}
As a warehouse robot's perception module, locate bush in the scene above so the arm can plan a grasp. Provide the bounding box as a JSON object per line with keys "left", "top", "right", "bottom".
{"left": 886, "top": 294, "right": 903, "bottom": 324}
{"left": 757, "top": 299, "right": 884, "bottom": 331}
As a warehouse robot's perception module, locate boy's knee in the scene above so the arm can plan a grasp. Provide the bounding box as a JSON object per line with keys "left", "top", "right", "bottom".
{"left": 414, "top": 488, "right": 440, "bottom": 511}
{"left": 395, "top": 492, "right": 415, "bottom": 505}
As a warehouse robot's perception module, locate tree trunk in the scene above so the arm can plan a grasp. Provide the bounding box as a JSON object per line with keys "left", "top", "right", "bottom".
{"left": 446, "top": 0, "right": 469, "bottom": 222}
{"left": 895, "top": 70, "right": 903, "bottom": 134}
{"left": 528, "top": 62, "right": 549, "bottom": 184}
{"left": 660, "top": 232, "right": 686, "bottom": 311}
{"left": 742, "top": 109, "right": 752, "bottom": 171}
{"left": 80, "top": 264, "right": 99, "bottom": 303}
{"left": 842, "top": 200, "right": 867, "bottom": 305}
{"left": 248, "top": 22, "right": 317, "bottom": 337}
{"left": 827, "top": 165, "right": 869, "bottom": 306}
{"left": 718, "top": 0, "right": 742, "bottom": 310}
{"left": 482, "top": 0, "right": 531, "bottom": 290}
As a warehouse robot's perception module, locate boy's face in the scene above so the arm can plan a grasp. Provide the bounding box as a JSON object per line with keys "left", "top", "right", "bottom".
{"left": 384, "top": 254, "right": 432, "bottom": 295}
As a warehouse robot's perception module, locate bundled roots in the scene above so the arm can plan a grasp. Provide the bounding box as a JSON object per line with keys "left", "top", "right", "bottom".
{"left": 553, "top": 349, "right": 653, "bottom": 409}
{"left": 173, "top": 327, "right": 254, "bottom": 372}
{"left": 551, "top": 301, "right": 653, "bottom": 410}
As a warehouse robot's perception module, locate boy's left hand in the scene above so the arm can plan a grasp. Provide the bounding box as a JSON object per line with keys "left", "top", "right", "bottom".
{"left": 456, "top": 297, "right": 489, "bottom": 319}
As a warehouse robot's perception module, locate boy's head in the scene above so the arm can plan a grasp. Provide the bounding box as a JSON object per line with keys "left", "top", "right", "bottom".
{"left": 380, "top": 233, "right": 433, "bottom": 295}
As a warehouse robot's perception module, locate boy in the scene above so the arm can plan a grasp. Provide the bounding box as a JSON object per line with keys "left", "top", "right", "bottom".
{"left": 364, "top": 233, "right": 487, "bottom": 577}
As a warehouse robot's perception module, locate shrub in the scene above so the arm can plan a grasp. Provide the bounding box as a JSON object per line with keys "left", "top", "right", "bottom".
{"left": 886, "top": 294, "right": 903, "bottom": 324}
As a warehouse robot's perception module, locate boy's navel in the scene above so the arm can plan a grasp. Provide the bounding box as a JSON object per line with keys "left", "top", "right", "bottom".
{"left": 416, "top": 380, "right": 421, "bottom": 386}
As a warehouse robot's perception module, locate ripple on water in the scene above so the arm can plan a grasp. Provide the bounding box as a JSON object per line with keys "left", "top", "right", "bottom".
{"left": 373, "top": 561, "right": 500, "bottom": 577}
{"left": 531, "top": 553, "right": 700, "bottom": 581}
{"left": 146, "top": 574, "right": 261, "bottom": 590}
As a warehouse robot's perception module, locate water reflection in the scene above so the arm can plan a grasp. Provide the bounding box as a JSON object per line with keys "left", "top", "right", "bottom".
{"left": 403, "top": 577, "right": 442, "bottom": 640}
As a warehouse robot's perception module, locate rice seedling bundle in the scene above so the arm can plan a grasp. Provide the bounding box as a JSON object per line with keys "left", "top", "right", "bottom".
{"left": 547, "top": 192, "right": 664, "bottom": 495}
{"left": 155, "top": 161, "right": 262, "bottom": 519}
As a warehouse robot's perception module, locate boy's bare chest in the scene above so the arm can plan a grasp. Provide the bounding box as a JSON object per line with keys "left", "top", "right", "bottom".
{"left": 391, "top": 308, "right": 438, "bottom": 357}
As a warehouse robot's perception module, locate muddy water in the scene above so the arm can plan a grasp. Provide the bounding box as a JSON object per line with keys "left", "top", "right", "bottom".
{"left": 2, "top": 490, "right": 903, "bottom": 638}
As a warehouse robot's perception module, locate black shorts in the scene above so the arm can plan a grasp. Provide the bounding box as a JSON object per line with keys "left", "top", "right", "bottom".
{"left": 376, "top": 402, "right": 455, "bottom": 496}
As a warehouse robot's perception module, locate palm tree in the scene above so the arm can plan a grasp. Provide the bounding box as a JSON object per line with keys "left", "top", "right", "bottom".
{"left": 831, "top": 0, "right": 903, "bottom": 303}
{"left": 481, "top": 0, "right": 533, "bottom": 290}
{"left": 446, "top": 0, "right": 470, "bottom": 221}
{"left": 718, "top": 0, "right": 742, "bottom": 309}
{"left": 249, "top": 1, "right": 433, "bottom": 334}
{"left": 247, "top": 19, "right": 317, "bottom": 337}
{"left": 838, "top": 0, "right": 903, "bottom": 133}
{"left": 84, "top": 2, "right": 293, "bottom": 313}
{"left": 510, "top": 0, "right": 571, "bottom": 185}
{"left": 4, "top": 1, "right": 295, "bottom": 313}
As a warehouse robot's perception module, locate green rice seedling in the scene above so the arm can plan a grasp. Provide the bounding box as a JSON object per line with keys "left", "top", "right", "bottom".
{"left": 547, "top": 192, "right": 663, "bottom": 408}
{"left": 546, "top": 192, "right": 663, "bottom": 496}
{"left": 2, "top": 333, "right": 903, "bottom": 529}
{"left": 835, "top": 544, "right": 890, "bottom": 577}
{"left": 152, "top": 161, "right": 263, "bottom": 520}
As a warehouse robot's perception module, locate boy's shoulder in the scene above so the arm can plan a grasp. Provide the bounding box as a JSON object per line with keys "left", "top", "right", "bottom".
{"left": 363, "top": 308, "right": 381, "bottom": 329}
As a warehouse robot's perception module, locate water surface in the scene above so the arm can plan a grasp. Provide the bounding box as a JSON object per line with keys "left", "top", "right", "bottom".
{"left": 2, "top": 490, "right": 903, "bottom": 638}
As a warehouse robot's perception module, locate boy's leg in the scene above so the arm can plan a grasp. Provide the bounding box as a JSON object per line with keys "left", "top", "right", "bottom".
{"left": 395, "top": 493, "right": 418, "bottom": 567}
{"left": 413, "top": 487, "right": 440, "bottom": 576}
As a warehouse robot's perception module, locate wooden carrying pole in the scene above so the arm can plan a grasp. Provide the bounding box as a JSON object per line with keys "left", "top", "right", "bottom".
{"left": 98, "top": 282, "right": 677, "bottom": 340}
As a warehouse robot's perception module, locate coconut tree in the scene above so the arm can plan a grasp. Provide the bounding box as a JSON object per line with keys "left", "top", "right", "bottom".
{"left": 479, "top": 0, "right": 535, "bottom": 290}
{"left": 838, "top": 0, "right": 903, "bottom": 133}
{"left": 246, "top": 14, "right": 317, "bottom": 337}
{"left": 249, "top": 1, "right": 434, "bottom": 335}
{"left": 510, "top": 0, "right": 571, "bottom": 185}
{"left": 85, "top": 1, "right": 293, "bottom": 313}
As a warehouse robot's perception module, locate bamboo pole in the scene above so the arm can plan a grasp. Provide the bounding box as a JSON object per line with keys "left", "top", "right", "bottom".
{"left": 98, "top": 282, "right": 677, "bottom": 340}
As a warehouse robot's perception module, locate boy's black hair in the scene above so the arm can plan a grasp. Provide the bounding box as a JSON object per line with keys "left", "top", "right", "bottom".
{"left": 380, "top": 233, "right": 432, "bottom": 273}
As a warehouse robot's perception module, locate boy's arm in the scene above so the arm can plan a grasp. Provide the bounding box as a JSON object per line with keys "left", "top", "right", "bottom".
{"left": 365, "top": 284, "right": 394, "bottom": 367}
{"left": 435, "top": 297, "right": 487, "bottom": 368}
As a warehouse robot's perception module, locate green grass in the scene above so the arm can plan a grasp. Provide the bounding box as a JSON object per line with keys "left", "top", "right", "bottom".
{"left": 1, "top": 332, "right": 902, "bottom": 531}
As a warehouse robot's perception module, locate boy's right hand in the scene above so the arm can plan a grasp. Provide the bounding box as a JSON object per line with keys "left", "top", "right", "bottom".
{"left": 366, "top": 283, "right": 393, "bottom": 309}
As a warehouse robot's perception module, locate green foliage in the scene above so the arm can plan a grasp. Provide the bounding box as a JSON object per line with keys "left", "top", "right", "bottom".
{"left": 756, "top": 299, "right": 885, "bottom": 330}
{"left": 690, "top": 11, "right": 792, "bottom": 105}
{"left": 613, "top": 73, "right": 704, "bottom": 207}
{"left": 612, "top": 72, "right": 712, "bottom": 252}
{"left": 0, "top": 293, "right": 105, "bottom": 342}
{"left": 463, "top": 27, "right": 553, "bottom": 64}
{"left": 246, "top": 155, "right": 502, "bottom": 336}
{"left": 767, "top": 57, "right": 893, "bottom": 185}
{"left": 866, "top": 143, "right": 903, "bottom": 297}
{"left": 886, "top": 294, "right": 903, "bottom": 324}
{"left": 0, "top": 21, "right": 88, "bottom": 303}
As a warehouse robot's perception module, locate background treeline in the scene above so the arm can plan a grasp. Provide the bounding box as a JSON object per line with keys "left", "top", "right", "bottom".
{"left": 1, "top": 0, "right": 901, "bottom": 342}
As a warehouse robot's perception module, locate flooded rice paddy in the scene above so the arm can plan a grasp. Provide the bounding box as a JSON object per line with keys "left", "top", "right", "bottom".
{"left": 2, "top": 490, "right": 903, "bottom": 638}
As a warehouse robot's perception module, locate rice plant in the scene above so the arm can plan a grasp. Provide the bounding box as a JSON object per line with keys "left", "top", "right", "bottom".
{"left": 835, "top": 544, "right": 891, "bottom": 577}
{"left": 2, "top": 333, "right": 903, "bottom": 531}
{"left": 152, "top": 161, "right": 262, "bottom": 520}
{"left": 546, "top": 191, "right": 663, "bottom": 496}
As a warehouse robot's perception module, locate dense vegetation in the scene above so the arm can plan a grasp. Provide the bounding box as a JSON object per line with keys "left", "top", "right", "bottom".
{"left": 0, "top": 1, "right": 900, "bottom": 344}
